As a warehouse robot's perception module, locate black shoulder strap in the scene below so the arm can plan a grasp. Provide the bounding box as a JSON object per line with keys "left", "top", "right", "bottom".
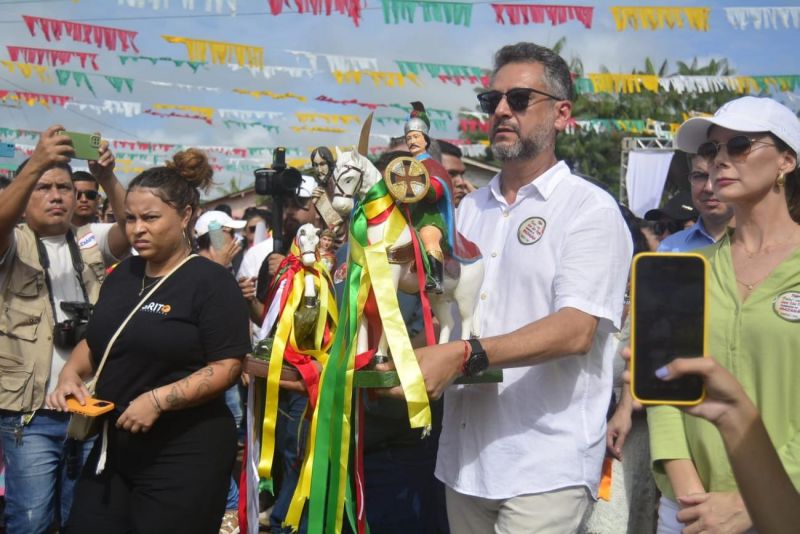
{"left": 34, "top": 229, "right": 91, "bottom": 321}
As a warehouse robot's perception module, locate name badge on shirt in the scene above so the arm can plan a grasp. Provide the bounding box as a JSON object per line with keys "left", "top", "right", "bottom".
{"left": 773, "top": 291, "right": 800, "bottom": 322}
{"left": 517, "top": 217, "right": 546, "bottom": 245}
{"left": 78, "top": 232, "right": 97, "bottom": 250}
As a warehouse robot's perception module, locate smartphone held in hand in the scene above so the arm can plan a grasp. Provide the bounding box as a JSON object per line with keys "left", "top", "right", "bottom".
{"left": 630, "top": 253, "right": 708, "bottom": 406}
{"left": 65, "top": 396, "right": 115, "bottom": 417}
{"left": 59, "top": 131, "right": 101, "bottom": 160}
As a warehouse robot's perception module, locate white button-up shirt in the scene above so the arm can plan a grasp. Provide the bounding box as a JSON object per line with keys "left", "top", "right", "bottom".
{"left": 436, "top": 161, "right": 632, "bottom": 499}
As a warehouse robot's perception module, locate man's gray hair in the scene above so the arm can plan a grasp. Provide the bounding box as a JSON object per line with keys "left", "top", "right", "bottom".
{"left": 492, "top": 42, "right": 575, "bottom": 102}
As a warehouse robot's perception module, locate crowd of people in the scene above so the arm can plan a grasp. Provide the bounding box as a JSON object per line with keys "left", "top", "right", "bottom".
{"left": 0, "top": 40, "right": 799, "bottom": 534}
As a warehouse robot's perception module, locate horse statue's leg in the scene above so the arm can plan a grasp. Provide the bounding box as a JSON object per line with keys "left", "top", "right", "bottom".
{"left": 430, "top": 294, "right": 456, "bottom": 344}
{"left": 452, "top": 260, "right": 484, "bottom": 341}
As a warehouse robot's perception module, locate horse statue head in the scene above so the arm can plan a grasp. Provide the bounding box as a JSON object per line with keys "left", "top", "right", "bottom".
{"left": 296, "top": 223, "right": 320, "bottom": 267}
{"left": 330, "top": 147, "right": 382, "bottom": 217}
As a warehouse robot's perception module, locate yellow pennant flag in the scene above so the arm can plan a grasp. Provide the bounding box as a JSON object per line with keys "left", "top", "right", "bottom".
{"left": 290, "top": 126, "right": 347, "bottom": 134}
{"left": 588, "top": 73, "right": 660, "bottom": 93}
{"left": 162, "top": 35, "right": 264, "bottom": 69}
{"left": 1, "top": 61, "right": 51, "bottom": 83}
{"left": 332, "top": 70, "right": 422, "bottom": 87}
{"left": 610, "top": 6, "right": 710, "bottom": 31}
{"left": 233, "top": 88, "right": 307, "bottom": 102}
{"left": 295, "top": 112, "right": 361, "bottom": 125}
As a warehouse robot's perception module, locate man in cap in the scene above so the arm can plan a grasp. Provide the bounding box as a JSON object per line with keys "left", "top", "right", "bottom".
{"left": 644, "top": 191, "right": 698, "bottom": 243}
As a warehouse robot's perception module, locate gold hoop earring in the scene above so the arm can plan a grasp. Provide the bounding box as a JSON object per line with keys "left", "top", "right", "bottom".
{"left": 777, "top": 173, "right": 786, "bottom": 188}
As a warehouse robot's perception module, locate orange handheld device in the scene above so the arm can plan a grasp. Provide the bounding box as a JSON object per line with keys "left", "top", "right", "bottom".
{"left": 65, "top": 396, "right": 115, "bottom": 417}
{"left": 630, "top": 252, "right": 708, "bottom": 406}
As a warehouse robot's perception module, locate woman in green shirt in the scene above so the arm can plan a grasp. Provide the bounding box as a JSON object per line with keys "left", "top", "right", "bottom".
{"left": 648, "top": 96, "right": 800, "bottom": 534}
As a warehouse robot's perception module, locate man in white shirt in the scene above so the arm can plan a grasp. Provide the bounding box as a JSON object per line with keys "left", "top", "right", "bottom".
{"left": 407, "top": 43, "right": 632, "bottom": 533}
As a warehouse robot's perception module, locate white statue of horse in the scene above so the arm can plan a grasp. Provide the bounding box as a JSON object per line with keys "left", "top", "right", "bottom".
{"left": 331, "top": 149, "right": 484, "bottom": 359}
{"left": 296, "top": 223, "right": 321, "bottom": 304}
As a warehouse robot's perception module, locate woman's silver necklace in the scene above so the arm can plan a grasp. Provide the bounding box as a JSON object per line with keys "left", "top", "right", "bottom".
{"left": 139, "top": 275, "right": 162, "bottom": 296}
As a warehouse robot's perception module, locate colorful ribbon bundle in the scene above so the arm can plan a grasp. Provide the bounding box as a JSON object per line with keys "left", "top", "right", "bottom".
{"left": 286, "top": 179, "right": 432, "bottom": 533}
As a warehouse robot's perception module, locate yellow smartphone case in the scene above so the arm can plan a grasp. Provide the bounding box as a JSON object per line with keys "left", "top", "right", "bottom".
{"left": 629, "top": 252, "right": 709, "bottom": 406}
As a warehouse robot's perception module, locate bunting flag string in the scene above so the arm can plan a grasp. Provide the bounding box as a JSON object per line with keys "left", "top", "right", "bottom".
{"left": 458, "top": 118, "right": 490, "bottom": 133}
{"left": 567, "top": 118, "right": 680, "bottom": 137}
{"left": 143, "top": 109, "right": 213, "bottom": 125}
{"left": 226, "top": 63, "right": 315, "bottom": 79}
{"left": 381, "top": 0, "right": 473, "bottom": 27}
{"left": 64, "top": 99, "right": 142, "bottom": 117}
{"left": 295, "top": 112, "right": 362, "bottom": 125}
{"left": 118, "top": 0, "right": 238, "bottom": 15}
{"left": 491, "top": 3, "right": 594, "bottom": 28}
{"left": 588, "top": 73, "right": 660, "bottom": 93}
{"left": 290, "top": 125, "right": 347, "bottom": 133}
{"left": 458, "top": 110, "right": 488, "bottom": 120}
{"left": 395, "top": 60, "right": 486, "bottom": 79}
{"left": 375, "top": 116, "right": 448, "bottom": 130}
{"left": 438, "top": 74, "right": 489, "bottom": 86}
{"left": 610, "top": 6, "right": 710, "bottom": 32}
{"left": 1, "top": 61, "right": 51, "bottom": 83}
{"left": 218, "top": 108, "right": 283, "bottom": 122}
{"left": 233, "top": 88, "right": 307, "bottom": 101}
{"left": 0, "top": 128, "right": 39, "bottom": 140}
{"left": 315, "top": 95, "right": 388, "bottom": 110}
{"left": 119, "top": 54, "right": 206, "bottom": 72}
{"left": 7, "top": 46, "right": 100, "bottom": 70}
{"left": 576, "top": 73, "right": 800, "bottom": 94}
{"left": 222, "top": 119, "right": 279, "bottom": 133}
{"left": 162, "top": 35, "right": 264, "bottom": 69}
{"left": 23, "top": 15, "right": 139, "bottom": 53}
{"left": 268, "top": 0, "right": 362, "bottom": 27}
{"left": 152, "top": 103, "right": 215, "bottom": 122}
{"left": 724, "top": 7, "right": 800, "bottom": 30}
{"left": 0, "top": 90, "right": 72, "bottom": 108}
{"left": 331, "top": 70, "right": 422, "bottom": 87}
{"left": 286, "top": 50, "right": 378, "bottom": 73}
{"left": 146, "top": 80, "right": 221, "bottom": 92}
{"left": 55, "top": 69, "right": 96, "bottom": 96}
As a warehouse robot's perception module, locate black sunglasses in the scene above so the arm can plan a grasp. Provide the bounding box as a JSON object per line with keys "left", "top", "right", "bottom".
{"left": 76, "top": 190, "right": 100, "bottom": 200}
{"left": 477, "top": 87, "right": 562, "bottom": 114}
{"left": 697, "top": 135, "right": 775, "bottom": 161}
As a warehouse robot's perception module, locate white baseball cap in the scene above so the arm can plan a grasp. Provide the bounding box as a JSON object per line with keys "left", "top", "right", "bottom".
{"left": 676, "top": 96, "right": 800, "bottom": 155}
{"left": 195, "top": 210, "right": 247, "bottom": 236}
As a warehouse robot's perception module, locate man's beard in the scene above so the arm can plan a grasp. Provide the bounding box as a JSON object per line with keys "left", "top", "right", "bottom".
{"left": 490, "top": 122, "right": 552, "bottom": 161}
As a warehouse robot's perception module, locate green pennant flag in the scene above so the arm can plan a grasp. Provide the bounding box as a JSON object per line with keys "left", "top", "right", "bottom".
{"left": 55, "top": 69, "right": 72, "bottom": 87}
{"left": 55, "top": 69, "right": 96, "bottom": 96}
{"left": 381, "top": 0, "right": 471, "bottom": 26}
{"left": 105, "top": 76, "right": 134, "bottom": 93}
{"left": 574, "top": 78, "right": 595, "bottom": 94}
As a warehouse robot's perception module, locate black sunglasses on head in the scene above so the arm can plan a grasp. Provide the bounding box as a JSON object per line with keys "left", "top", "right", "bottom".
{"left": 697, "top": 135, "right": 775, "bottom": 161}
{"left": 76, "top": 190, "right": 100, "bottom": 201}
{"left": 477, "top": 87, "right": 562, "bottom": 114}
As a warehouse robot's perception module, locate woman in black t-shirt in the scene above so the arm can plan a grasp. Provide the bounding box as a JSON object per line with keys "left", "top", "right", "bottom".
{"left": 48, "top": 149, "right": 251, "bottom": 534}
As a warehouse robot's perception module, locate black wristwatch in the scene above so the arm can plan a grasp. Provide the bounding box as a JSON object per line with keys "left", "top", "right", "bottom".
{"left": 463, "top": 338, "right": 489, "bottom": 377}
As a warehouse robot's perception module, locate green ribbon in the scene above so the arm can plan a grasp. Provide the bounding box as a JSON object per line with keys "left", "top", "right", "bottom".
{"left": 308, "top": 180, "right": 390, "bottom": 532}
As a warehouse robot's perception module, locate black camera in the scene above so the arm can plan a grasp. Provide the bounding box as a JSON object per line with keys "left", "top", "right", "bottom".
{"left": 254, "top": 147, "right": 302, "bottom": 196}
{"left": 53, "top": 301, "right": 93, "bottom": 350}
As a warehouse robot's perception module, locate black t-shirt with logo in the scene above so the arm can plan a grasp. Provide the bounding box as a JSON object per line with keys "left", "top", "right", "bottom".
{"left": 86, "top": 255, "right": 251, "bottom": 411}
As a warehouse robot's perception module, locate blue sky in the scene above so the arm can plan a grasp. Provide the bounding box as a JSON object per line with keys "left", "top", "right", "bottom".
{"left": 1, "top": 0, "right": 798, "bottom": 192}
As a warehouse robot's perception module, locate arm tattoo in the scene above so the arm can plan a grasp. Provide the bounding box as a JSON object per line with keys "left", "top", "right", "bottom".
{"left": 161, "top": 359, "right": 241, "bottom": 412}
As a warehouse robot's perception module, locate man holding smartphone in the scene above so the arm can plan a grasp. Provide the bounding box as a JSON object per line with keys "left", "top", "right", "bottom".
{"left": 400, "top": 43, "right": 632, "bottom": 532}
{"left": 0, "top": 126, "right": 129, "bottom": 533}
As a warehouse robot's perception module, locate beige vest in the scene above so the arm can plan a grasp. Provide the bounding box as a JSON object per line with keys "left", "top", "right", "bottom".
{"left": 0, "top": 224, "right": 106, "bottom": 412}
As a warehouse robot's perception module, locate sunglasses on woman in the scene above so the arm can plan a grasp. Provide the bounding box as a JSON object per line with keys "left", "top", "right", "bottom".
{"left": 697, "top": 135, "right": 775, "bottom": 161}
{"left": 477, "top": 87, "right": 562, "bottom": 115}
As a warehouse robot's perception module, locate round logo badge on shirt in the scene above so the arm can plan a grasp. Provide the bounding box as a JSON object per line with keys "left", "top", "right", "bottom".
{"left": 773, "top": 291, "right": 800, "bottom": 322}
{"left": 517, "top": 217, "right": 546, "bottom": 245}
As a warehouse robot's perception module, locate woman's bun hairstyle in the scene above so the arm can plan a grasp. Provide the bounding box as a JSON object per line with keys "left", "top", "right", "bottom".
{"left": 166, "top": 148, "right": 213, "bottom": 193}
